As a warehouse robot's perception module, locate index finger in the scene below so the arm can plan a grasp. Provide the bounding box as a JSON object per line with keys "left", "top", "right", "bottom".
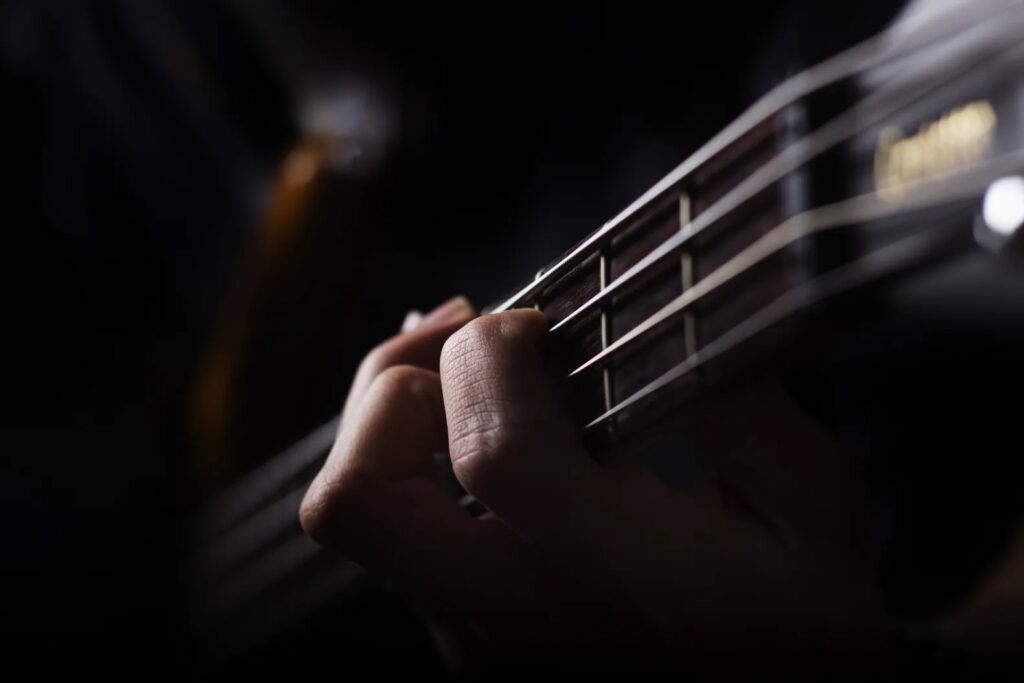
{"left": 342, "top": 296, "right": 475, "bottom": 428}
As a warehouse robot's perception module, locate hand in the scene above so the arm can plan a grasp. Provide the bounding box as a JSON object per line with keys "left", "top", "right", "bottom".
{"left": 300, "top": 296, "right": 883, "bottom": 654}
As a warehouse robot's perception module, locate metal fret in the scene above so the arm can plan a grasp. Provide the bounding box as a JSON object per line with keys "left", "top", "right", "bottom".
{"left": 679, "top": 195, "right": 697, "bottom": 359}
{"left": 599, "top": 250, "right": 614, "bottom": 419}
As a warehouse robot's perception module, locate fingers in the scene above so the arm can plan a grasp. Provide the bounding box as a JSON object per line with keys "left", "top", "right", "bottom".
{"left": 300, "top": 364, "right": 545, "bottom": 617}
{"left": 436, "top": 310, "right": 763, "bottom": 639}
{"left": 302, "top": 304, "right": 878, "bottom": 646}
{"left": 437, "top": 309, "right": 710, "bottom": 549}
{"left": 308, "top": 365, "right": 448, "bottom": 496}
{"left": 342, "top": 296, "right": 474, "bottom": 429}
{"left": 440, "top": 309, "right": 613, "bottom": 538}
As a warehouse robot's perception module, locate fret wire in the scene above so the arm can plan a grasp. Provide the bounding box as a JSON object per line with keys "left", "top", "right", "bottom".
{"left": 533, "top": 268, "right": 543, "bottom": 311}
{"left": 550, "top": 31, "right": 1013, "bottom": 336}
{"left": 568, "top": 147, "right": 1024, "bottom": 381}
{"left": 678, "top": 194, "right": 697, "bottom": 359}
{"left": 488, "top": 4, "right": 1014, "bottom": 314}
{"left": 584, "top": 226, "right": 957, "bottom": 433}
{"left": 599, "top": 249, "right": 614, "bottom": 417}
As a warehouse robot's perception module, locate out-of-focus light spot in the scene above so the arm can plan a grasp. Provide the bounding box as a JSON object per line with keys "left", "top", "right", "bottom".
{"left": 283, "top": 149, "right": 318, "bottom": 187}
{"left": 982, "top": 175, "right": 1024, "bottom": 237}
{"left": 299, "top": 82, "right": 393, "bottom": 175}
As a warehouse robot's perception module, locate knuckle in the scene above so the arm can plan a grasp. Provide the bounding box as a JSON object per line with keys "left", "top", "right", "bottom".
{"left": 360, "top": 336, "right": 403, "bottom": 377}
{"left": 439, "top": 311, "right": 550, "bottom": 499}
{"left": 299, "top": 464, "right": 376, "bottom": 547}
{"left": 298, "top": 484, "right": 331, "bottom": 545}
{"left": 373, "top": 363, "right": 432, "bottom": 400}
{"left": 303, "top": 364, "right": 442, "bottom": 546}
{"left": 369, "top": 365, "right": 443, "bottom": 429}
{"left": 298, "top": 475, "right": 336, "bottom": 545}
{"left": 440, "top": 309, "right": 547, "bottom": 370}
{"left": 450, "top": 421, "right": 528, "bottom": 499}
{"left": 440, "top": 315, "right": 499, "bottom": 372}
{"left": 441, "top": 321, "right": 505, "bottom": 451}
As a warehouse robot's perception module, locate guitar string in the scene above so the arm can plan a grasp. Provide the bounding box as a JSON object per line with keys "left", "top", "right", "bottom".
{"left": 191, "top": 485, "right": 310, "bottom": 582}
{"left": 195, "top": 3, "right": 1020, "bottom": 541}
{"left": 586, "top": 216, "right": 968, "bottom": 431}
{"left": 190, "top": 154, "right": 1012, "bottom": 604}
{"left": 488, "top": 2, "right": 1019, "bottom": 314}
{"left": 198, "top": 416, "right": 340, "bottom": 540}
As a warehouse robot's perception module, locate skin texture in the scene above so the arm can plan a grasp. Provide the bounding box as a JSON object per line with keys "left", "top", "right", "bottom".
{"left": 300, "top": 296, "right": 885, "bottom": 654}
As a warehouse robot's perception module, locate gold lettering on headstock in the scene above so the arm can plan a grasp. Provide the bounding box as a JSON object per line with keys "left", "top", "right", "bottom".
{"left": 874, "top": 100, "right": 997, "bottom": 200}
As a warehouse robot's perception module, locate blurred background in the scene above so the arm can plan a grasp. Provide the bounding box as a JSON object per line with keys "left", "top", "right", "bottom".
{"left": 0, "top": 0, "right": 931, "bottom": 676}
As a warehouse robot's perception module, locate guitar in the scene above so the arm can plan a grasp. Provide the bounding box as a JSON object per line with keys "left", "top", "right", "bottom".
{"left": 187, "top": 0, "right": 1024, "bottom": 673}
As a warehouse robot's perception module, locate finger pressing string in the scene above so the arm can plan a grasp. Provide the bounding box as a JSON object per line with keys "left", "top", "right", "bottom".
{"left": 440, "top": 309, "right": 609, "bottom": 538}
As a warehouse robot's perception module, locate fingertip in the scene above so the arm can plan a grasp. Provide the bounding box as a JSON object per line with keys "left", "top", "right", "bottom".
{"left": 439, "top": 308, "right": 552, "bottom": 382}
{"left": 419, "top": 295, "right": 476, "bottom": 328}
{"left": 507, "top": 306, "right": 551, "bottom": 331}
{"left": 492, "top": 307, "right": 551, "bottom": 357}
{"left": 298, "top": 475, "right": 331, "bottom": 545}
{"left": 400, "top": 309, "right": 424, "bottom": 332}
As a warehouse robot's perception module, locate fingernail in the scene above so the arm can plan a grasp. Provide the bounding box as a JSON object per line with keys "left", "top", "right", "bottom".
{"left": 400, "top": 310, "right": 424, "bottom": 332}
{"left": 419, "top": 295, "right": 474, "bottom": 327}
